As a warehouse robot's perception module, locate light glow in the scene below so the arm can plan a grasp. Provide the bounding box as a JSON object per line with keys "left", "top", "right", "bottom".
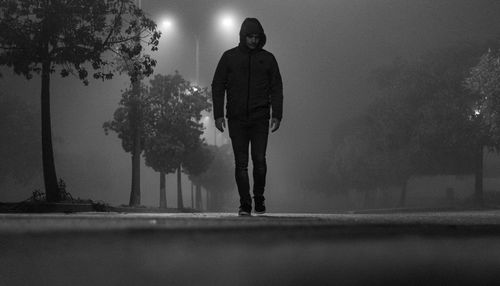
{"left": 161, "top": 19, "right": 173, "bottom": 31}
{"left": 215, "top": 11, "right": 240, "bottom": 46}
{"left": 220, "top": 15, "right": 235, "bottom": 30}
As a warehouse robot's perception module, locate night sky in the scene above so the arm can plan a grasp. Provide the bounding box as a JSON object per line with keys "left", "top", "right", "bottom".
{"left": 1, "top": 0, "right": 500, "bottom": 210}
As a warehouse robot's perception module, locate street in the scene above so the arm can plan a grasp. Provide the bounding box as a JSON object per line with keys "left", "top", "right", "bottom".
{"left": 1, "top": 211, "right": 500, "bottom": 285}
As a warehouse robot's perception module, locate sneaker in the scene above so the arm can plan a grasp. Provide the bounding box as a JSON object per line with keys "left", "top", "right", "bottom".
{"left": 254, "top": 201, "right": 266, "bottom": 215}
{"left": 238, "top": 206, "right": 251, "bottom": 216}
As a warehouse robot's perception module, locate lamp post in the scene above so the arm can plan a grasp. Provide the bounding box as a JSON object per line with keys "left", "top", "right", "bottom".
{"left": 158, "top": 12, "right": 238, "bottom": 146}
{"left": 213, "top": 13, "right": 237, "bottom": 146}
{"left": 195, "top": 35, "right": 200, "bottom": 85}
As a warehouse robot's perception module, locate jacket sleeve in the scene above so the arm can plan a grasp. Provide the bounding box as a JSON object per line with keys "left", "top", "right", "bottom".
{"left": 269, "top": 54, "right": 283, "bottom": 120}
{"left": 211, "top": 52, "right": 228, "bottom": 120}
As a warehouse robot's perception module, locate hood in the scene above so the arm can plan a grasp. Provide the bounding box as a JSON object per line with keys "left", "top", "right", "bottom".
{"left": 238, "top": 18, "right": 267, "bottom": 50}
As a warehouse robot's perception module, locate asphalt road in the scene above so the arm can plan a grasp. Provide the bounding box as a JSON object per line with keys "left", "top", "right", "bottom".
{"left": 1, "top": 211, "right": 500, "bottom": 285}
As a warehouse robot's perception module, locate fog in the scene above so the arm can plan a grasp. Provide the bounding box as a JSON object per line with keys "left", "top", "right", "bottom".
{"left": 2, "top": 0, "right": 500, "bottom": 212}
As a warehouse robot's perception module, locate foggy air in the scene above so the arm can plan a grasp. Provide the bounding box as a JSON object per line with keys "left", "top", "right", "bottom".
{"left": 2, "top": 0, "right": 500, "bottom": 212}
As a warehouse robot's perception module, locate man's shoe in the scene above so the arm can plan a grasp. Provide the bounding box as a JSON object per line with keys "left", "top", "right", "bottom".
{"left": 255, "top": 202, "right": 266, "bottom": 215}
{"left": 238, "top": 206, "right": 251, "bottom": 216}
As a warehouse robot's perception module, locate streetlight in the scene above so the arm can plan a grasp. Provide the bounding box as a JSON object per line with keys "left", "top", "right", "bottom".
{"left": 161, "top": 19, "right": 173, "bottom": 31}
{"left": 157, "top": 11, "right": 238, "bottom": 146}
{"left": 212, "top": 12, "right": 238, "bottom": 146}
{"left": 217, "top": 12, "right": 240, "bottom": 34}
{"left": 219, "top": 14, "right": 237, "bottom": 32}
{"left": 158, "top": 15, "right": 176, "bottom": 34}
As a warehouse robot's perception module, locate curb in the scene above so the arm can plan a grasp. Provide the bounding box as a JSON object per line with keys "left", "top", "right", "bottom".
{"left": 348, "top": 205, "right": 500, "bottom": 214}
{"left": 0, "top": 202, "right": 97, "bottom": 213}
{"left": 0, "top": 202, "right": 200, "bottom": 214}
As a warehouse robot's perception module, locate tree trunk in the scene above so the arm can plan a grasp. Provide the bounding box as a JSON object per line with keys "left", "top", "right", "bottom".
{"left": 475, "top": 144, "right": 484, "bottom": 206}
{"left": 177, "top": 164, "right": 184, "bottom": 209}
{"left": 191, "top": 182, "right": 194, "bottom": 209}
{"left": 206, "top": 189, "right": 211, "bottom": 211}
{"left": 195, "top": 184, "right": 202, "bottom": 210}
{"left": 129, "top": 80, "right": 141, "bottom": 206}
{"left": 159, "top": 171, "right": 166, "bottom": 208}
{"left": 41, "top": 42, "right": 59, "bottom": 202}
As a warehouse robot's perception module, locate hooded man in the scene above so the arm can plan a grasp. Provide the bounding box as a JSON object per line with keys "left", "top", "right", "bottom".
{"left": 212, "top": 18, "right": 283, "bottom": 216}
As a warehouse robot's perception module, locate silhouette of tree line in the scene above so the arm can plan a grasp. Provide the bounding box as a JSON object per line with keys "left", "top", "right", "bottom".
{"left": 324, "top": 41, "right": 500, "bottom": 207}
{"left": 104, "top": 71, "right": 235, "bottom": 210}
{"left": 0, "top": 0, "right": 234, "bottom": 209}
{"left": 0, "top": 0, "right": 160, "bottom": 202}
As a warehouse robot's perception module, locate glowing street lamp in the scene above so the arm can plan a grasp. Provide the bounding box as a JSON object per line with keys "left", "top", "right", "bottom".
{"left": 211, "top": 12, "right": 238, "bottom": 145}
{"left": 157, "top": 11, "right": 238, "bottom": 146}
{"left": 161, "top": 19, "right": 173, "bottom": 31}
{"left": 219, "top": 14, "right": 236, "bottom": 31}
{"left": 215, "top": 12, "right": 239, "bottom": 44}
{"left": 158, "top": 16, "right": 175, "bottom": 34}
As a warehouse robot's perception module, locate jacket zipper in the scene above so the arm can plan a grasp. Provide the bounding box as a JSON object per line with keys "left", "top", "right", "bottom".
{"left": 247, "top": 53, "right": 251, "bottom": 119}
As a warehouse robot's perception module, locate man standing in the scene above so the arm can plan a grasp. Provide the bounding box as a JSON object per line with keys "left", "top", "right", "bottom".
{"left": 212, "top": 17, "right": 283, "bottom": 216}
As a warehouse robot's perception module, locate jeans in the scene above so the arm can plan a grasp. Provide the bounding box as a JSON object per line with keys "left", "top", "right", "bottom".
{"left": 228, "top": 118, "right": 269, "bottom": 208}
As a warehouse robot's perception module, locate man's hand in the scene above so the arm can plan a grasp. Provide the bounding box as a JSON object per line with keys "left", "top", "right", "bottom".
{"left": 215, "top": 117, "right": 226, "bottom": 132}
{"left": 270, "top": 118, "right": 281, "bottom": 133}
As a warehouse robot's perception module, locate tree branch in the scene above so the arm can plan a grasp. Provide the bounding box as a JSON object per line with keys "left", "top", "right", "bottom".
{"left": 102, "top": 0, "right": 126, "bottom": 48}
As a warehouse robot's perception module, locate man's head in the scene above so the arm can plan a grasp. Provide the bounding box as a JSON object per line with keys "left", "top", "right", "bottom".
{"left": 239, "top": 18, "right": 266, "bottom": 50}
{"left": 245, "top": 34, "right": 261, "bottom": 50}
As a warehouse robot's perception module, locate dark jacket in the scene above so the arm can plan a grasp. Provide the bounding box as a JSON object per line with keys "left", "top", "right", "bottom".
{"left": 211, "top": 18, "right": 283, "bottom": 121}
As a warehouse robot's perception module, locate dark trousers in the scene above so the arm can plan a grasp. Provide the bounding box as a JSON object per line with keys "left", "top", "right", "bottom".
{"left": 228, "top": 119, "right": 269, "bottom": 207}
